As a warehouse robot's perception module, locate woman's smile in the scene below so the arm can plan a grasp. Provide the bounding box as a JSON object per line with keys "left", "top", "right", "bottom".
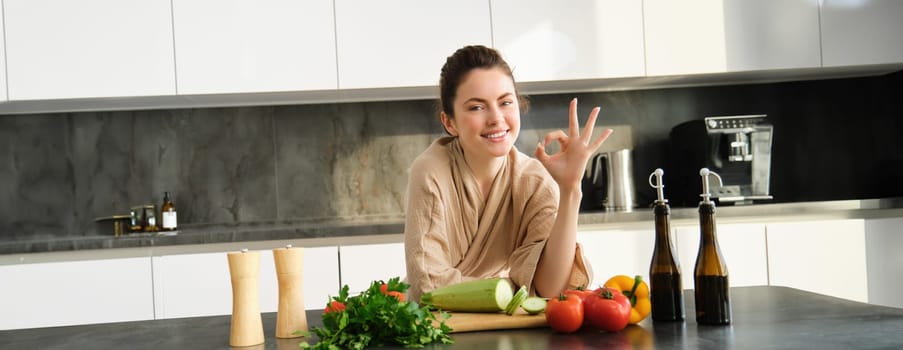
{"left": 482, "top": 129, "right": 509, "bottom": 142}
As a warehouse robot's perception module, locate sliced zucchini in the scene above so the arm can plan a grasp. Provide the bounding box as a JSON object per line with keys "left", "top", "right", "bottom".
{"left": 521, "top": 296, "right": 547, "bottom": 315}
{"left": 505, "top": 285, "right": 528, "bottom": 315}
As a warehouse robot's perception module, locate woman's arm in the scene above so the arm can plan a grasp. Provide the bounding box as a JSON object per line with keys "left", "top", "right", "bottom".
{"left": 532, "top": 98, "right": 612, "bottom": 298}
{"left": 531, "top": 185, "right": 583, "bottom": 297}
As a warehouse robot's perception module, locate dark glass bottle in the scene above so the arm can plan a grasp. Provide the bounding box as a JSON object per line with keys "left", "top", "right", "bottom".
{"left": 648, "top": 169, "right": 684, "bottom": 322}
{"left": 694, "top": 168, "right": 731, "bottom": 325}
{"left": 160, "top": 191, "right": 178, "bottom": 231}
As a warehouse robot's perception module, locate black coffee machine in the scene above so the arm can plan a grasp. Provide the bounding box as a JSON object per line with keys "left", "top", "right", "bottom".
{"left": 668, "top": 115, "right": 774, "bottom": 207}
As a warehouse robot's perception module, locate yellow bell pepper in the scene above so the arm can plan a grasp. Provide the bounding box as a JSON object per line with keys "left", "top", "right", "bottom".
{"left": 604, "top": 275, "right": 651, "bottom": 324}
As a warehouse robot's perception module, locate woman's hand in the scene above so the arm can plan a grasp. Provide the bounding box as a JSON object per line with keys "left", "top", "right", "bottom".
{"left": 534, "top": 98, "right": 613, "bottom": 191}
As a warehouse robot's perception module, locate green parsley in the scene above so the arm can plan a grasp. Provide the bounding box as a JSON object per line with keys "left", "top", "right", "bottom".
{"left": 300, "top": 277, "right": 453, "bottom": 349}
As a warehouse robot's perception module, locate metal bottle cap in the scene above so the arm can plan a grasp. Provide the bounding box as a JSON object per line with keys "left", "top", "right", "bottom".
{"left": 699, "top": 168, "right": 724, "bottom": 204}
{"left": 648, "top": 168, "right": 668, "bottom": 204}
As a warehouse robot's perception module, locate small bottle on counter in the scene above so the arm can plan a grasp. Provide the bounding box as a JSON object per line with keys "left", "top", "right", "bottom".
{"left": 693, "top": 168, "right": 732, "bottom": 325}
{"left": 143, "top": 204, "right": 158, "bottom": 232}
{"left": 648, "top": 168, "right": 685, "bottom": 322}
{"left": 160, "top": 191, "right": 178, "bottom": 231}
{"left": 129, "top": 206, "right": 144, "bottom": 233}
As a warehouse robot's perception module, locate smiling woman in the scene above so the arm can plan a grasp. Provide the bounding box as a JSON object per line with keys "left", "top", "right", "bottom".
{"left": 403, "top": 45, "right": 614, "bottom": 301}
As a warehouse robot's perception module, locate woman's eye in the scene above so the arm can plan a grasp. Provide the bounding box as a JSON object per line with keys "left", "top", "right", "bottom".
{"left": 501, "top": 100, "right": 513, "bottom": 106}
{"left": 468, "top": 105, "right": 485, "bottom": 111}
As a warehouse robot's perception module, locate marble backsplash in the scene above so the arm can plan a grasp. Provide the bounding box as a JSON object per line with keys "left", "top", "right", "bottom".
{"left": 1, "top": 70, "right": 901, "bottom": 239}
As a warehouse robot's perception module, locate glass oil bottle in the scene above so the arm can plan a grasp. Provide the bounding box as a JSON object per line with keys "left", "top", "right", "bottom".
{"left": 648, "top": 168, "right": 685, "bottom": 322}
{"left": 160, "top": 191, "right": 178, "bottom": 231}
{"left": 694, "top": 168, "right": 732, "bottom": 325}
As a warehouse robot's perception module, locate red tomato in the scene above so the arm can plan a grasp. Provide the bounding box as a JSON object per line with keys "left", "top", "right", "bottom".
{"left": 563, "top": 288, "right": 593, "bottom": 303}
{"left": 380, "top": 283, "right": 405, "bottom": 301}
{"left": 387, "top": 291, "right": 405, "bottom": 302}
{"left": 545, "top": 294, "right": 585, "bottom": 333}
{"left": 583, "top": 287, "right": 631, "bottom": 332}
{"left": 324, "top": 300, "right": 346, "bottom": 314}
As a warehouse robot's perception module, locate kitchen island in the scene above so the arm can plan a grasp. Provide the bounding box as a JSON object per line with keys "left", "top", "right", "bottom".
{"left": 3, "top": 286, "right": 902, "bottom": 349}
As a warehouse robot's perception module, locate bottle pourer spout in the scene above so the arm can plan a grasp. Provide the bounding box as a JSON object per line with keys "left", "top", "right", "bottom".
{"left": 648, "top": 168, "right": 667, "bottom": 203}
{"left": 699, "top": 168, "right": 723, "bottom": 204}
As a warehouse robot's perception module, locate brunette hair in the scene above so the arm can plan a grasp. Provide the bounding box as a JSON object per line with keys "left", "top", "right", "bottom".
{"left": 438, "top": 45, "right": 529, "bottom": 119}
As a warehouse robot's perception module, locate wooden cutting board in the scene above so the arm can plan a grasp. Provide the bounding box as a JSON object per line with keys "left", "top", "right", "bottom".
{"left": 434, "top": 310, "right": 548, "bottom": 333}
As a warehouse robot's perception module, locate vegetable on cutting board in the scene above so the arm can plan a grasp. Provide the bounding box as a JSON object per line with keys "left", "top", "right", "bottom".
{"left": 505, "top": 285, "right": 529, "bottom": 315}
{"left": 521, "top": 297, "right": 547, "bottom": 315}
{"left": 421, "top": 278, "right": 514, "bottom": 312}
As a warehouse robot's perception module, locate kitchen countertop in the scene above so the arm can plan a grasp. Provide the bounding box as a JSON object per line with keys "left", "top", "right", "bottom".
{"left": 2, "top": 286, "right": 902, "bottom": 349}
{"left": 2, "top": 197, "right": 902, "bottom": 256}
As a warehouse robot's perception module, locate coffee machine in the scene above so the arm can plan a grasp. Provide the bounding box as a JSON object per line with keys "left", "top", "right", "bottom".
{"left": 668, "top": 115, "right": 774, "bottom": 207}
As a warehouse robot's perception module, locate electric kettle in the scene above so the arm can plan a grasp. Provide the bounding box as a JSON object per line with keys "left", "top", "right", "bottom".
{"left": 581, "top": 149, "right": 637, "bottom": 212}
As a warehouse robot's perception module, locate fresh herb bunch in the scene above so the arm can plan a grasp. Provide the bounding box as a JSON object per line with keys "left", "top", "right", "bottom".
{"left": 300, "top": 277, "right": 453, "bottom": 349}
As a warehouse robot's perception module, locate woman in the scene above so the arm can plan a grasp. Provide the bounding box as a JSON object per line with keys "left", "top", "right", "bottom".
{"left": 404, "top": 45, "right": 612, "bottom": 301}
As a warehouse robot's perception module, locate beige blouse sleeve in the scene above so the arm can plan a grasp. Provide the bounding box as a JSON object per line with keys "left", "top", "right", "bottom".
{"left": 403, "top": 163, "right": 472, "bottom": 302}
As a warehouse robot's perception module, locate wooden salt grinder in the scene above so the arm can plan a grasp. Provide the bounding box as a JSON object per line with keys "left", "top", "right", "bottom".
{"left": 228, "top": 249, "right": 265, "bottom": 347}
{"left": 274, "top": 245, "right": 308, "bottom": 338}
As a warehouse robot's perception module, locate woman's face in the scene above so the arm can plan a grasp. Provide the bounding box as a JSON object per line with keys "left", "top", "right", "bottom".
{"left": 442, "top": 67, "right": 521, "bottom": 163}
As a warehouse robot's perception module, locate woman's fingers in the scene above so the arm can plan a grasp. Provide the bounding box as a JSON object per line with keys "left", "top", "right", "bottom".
{"left": 590, "top": 128, "right": 615, "bottom": 152}
{"left": 568, "top": 98, "right": 579, "bottom": 137}
{"left": 535, "top": 130, "right": 568, "bottom": 161}
{"left": 544, "top": 130, "right": 569, "bottom": 149}
{"left": 570, "top": 98, "right": 603, "bottom": 146}
{"left": 534, "top": 141, "right": 548, "bottom": 162}
{"left": 582, "top": 106, "right": 601, "bottom": 143}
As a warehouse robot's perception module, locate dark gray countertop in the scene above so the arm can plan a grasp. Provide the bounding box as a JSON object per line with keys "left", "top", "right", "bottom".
{"left": 2, "top": 197, "right": 902, "bottom": 255}
{"left": 2, "top": 286, "right": 902, "bottom": 349}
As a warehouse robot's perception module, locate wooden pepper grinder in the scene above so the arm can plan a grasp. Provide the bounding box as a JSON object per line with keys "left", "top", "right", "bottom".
{"left": 228, "top": 249, "right": 265, "bottom": 347}
{"left": 274, "top": 245, "right": 308, "bottom": 338}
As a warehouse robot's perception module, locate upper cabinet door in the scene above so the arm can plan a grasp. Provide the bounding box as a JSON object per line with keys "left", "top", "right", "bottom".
{"left": 820, "top": 0, "right": 903, "bottom": 67}
{"left": 491, "top": 0, "right": 645, "bottom": 82}
{"left": 4, "top": 0, "right": 176, "bottom": 100}
{"left": 172, "top": 0, "right": 337, "bottom": 95}
{"left": 644, "top": 0, "right": 821, "bottom": 76}
{"left": 334, "top": 0, "right": 492, "bottom": 89}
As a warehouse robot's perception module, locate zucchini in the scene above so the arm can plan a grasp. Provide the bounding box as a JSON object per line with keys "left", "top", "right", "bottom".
{"left": 521, "top": 297, "right": 547, "bottom": 315}
{"left": 421, "top": 278, "right": 514, "bottom": 312}
{"left": 505, "top": 285, "right": 528, "bottom": 315}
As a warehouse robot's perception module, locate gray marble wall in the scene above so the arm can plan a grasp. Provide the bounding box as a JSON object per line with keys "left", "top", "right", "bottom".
{"left": 1, "top": 70, "right": 901, "bottom": 239}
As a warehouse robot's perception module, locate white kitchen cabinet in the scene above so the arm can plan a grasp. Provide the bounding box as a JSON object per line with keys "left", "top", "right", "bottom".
{"left": 643, "top": 0, "right": 821, "bottom": 76}
{"left": 338, "top": 243, "right": 407, "bottom": 293}
{"left": 864, "top": 217, "right": 903, "bottom": 308}
{"left": 820, "top": 0, "right": 903, "bottom": 67}
{"left": 491, "top": 0, "right": 645, "bottom": 82}
{"left": 0, "top": 257, "right": 154, "bottom": 330}
{"left": 334, "top": 0, "right": 492, "bottom": 89}
{"left": 3, "top": 0, "right": 176, "bottom": 100}
{"left": 172, "top": 0, "right": 337, "bottom": 95}
{"left": 576, "top": 229, "right": 655, "bottom": 289}
{"left": 674, "top": 223, "right": 769, "bottom": 289}
{"left": 766, "top": 219, "right": 868, "bottom": 303}
{"left": 151, "top": 246, "right": 339, "bottom": 319}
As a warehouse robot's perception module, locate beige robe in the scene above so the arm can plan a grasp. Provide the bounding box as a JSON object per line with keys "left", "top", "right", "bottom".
{"left": 404, "top": 136, "right": 592, "bottom": 301}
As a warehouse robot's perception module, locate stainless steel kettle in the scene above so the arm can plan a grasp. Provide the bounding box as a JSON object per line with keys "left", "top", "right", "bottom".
{"left": 581, "top": 149, "right": 637, "bottom": 212}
